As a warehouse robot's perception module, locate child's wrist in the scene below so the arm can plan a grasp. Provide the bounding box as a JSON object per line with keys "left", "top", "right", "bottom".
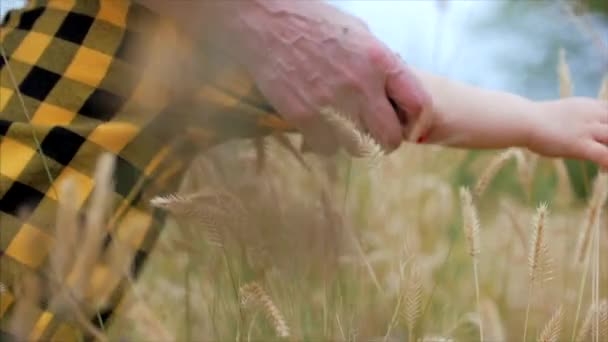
{"left": 522, "top": 101, "right": 549, "bottom": 151}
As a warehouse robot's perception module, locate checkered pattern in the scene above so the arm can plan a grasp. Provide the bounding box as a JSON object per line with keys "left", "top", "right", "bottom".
{"left": 0, "top": 0, "right": 293, "bottom": 339}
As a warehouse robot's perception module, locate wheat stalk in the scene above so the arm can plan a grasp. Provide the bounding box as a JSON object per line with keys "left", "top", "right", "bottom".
{"left": 474, "top": 148, "right": 525, "bottom": 198}
{"left": 575, "top": 172, "right": 607, "bottom": 264}
{"left": 538, "top": 305, "right": 563, "bottom": 342}
{"left": 480, "top": 299, "right": 505, "bottom": 342}
{"left": 528, "top": 203, "right": 552, "bottom": 283}
{"left": 151, "top": 190, "right": 247, "bottom": 247}
{"left": 8, "top": 274, "right": 40, "bottom": 339}
{"left": 576, "top": 304, "right": 596, "bottom": 342}
{"left": 51, "top": 179, "right": 79, "bottom": 283}
{"left": 459, "top": 187, "right": 482, "bottom": 341}
{"left": 524, "top": 203, "right": 552, "bottom": 342}
{"left": 319, "top": 107, "right": 384, "bottom": 162}
{"left": 599, "top": 299, "right": 608, "bottom": 340}
{"left": 403, "top": 263, "right": 422, "bottom": 342}
{"left": 598, "top": 74, "right": 608, "bottom": 100}
{"left": 240, "top": 282, "right": 290, "bottom": 338}
{"left": 69, "top": 153, "right": 115, "bottom": 301}
{"left": 272, "top": 133, "right": 312, "bottom": 171}
{"left": 253, "top": 137, "right": 268, "bottom": 174}
{"left": 460, "top": 187, "right": 481, "bottom": 257}
{"left": 552, "top": 159, "right": 573, "bottom": 204}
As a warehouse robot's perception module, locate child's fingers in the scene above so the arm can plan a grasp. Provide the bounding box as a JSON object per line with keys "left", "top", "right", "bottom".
{"left": 592, "top": 124, "right": 608, "bottom": 144}
{"left": 583, "top": 141, "right": 608, "bottom": 169}
{"left": 405, "top": 106, "right": 434, "bottom": 143}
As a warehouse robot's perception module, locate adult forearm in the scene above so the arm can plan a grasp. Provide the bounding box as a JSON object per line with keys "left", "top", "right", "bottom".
{"left": 136, "top": 0, "right": 330, "bottom": 62}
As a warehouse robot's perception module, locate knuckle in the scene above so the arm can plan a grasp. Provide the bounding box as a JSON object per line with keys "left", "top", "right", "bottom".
{"left": 365, "top": 42, "right": 392, "bottom": 69}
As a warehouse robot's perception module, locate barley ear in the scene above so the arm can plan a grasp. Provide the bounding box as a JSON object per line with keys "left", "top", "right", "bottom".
{"left": 538, "top": 305, "right": 563, "bottom": 342}
{"left": 528, "top": 203, "right": 552, "bottom": 283}
{"left": 459, "top": 187, "right": 483, "bottom": 341}
{"left": 319, "top": 107, "right": 384, "bottom": 163}
{"left": 575, "top": 304, "right": 595, "bottom": 342}
{"left": 403, "top": 263, "right": 422, "bottom": 341}
{"left": 240, "top": 282, "right": 290, "bottom": 338}
{"left": 475, "top": 148, "right": 524, "bottom": 198}
{"left": 459, "top": 187, "right": 480, "bottom": 257}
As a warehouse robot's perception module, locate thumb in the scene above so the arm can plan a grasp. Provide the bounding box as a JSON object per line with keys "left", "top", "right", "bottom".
{"left": 386, "top": 60, "right": 432, "bottom": 140}
{"left": 386, "top": 60, "right": 430, "bottom": 115}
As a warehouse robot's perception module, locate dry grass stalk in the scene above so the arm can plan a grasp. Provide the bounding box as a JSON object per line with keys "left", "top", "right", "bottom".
{"left": 240, "top": 282, "right": 290, "bottom": 338}
{"left": 253, "top": 137, "right": 268, "bottom": 174}
{"left": 474, "top": 148, "right": 525, "bottom": 198}
{"left": 403, "top": 263, "right": 422, "bottom": 342}
{"left": 524, "top": 203, "right": 552, "bottom": 342}
{"left": 151, "top": 190, "right": 246, "bottom": 248}
{"left": 459, "top": 187, "right": 483, "bottom": 341}
{"left": 576, "top": 299, "right": 608, "bottom": 342}
{"left": 599, "top": 74, "right": 608, "bottom": 100}
{"left": 480, "top": 299, "right": 505, "bottom": 342}
{"left": 51, "top": 179, "right": 79, "bottom": 284}
{"left": 70, "top": 153, "right": 116, "bottom": 299}
{"left": 576, "top": 303, "right": 598, "bottom": 342}
{"left": 599, "top": 299, "right": 608, "bottom": 340}
{"left": 460, "top": 187, "right": 480, "bottom": 257}
{"left": 319, "top": 107, "right": 384, "bottom": 161}
{"left": 538, "top": 305, "right": 563, "bottom": 342}
{"left": 557, "top": 48, "right": 573, "bottom": 98}
{"left": 125, "top": 300, "right": 174, "bottom": 342}
{"left": 528, "top": 203, "right": 552, "bottom": 283}
{"left": 8, "top": 274, "right": 40, "bottom": 339}
{"left": 575, "top": 172, "right": 607, "bottom": 264}
{"left": 552, "top": 159, "right": 573, "bottom": 204}
{"left": 420, "top": 336, "right": 454, "bottom": 342}
{"left": 272, "top": 133, "right": 311, "bottom": 171}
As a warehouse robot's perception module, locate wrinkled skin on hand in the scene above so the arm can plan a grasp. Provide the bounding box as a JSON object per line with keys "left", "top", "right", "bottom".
{"left": 226, "top": 0, "right": 431, "bottom": 154}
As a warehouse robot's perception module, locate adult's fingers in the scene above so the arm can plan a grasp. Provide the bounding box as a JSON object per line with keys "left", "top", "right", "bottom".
{"left": 385, "top": 59, "right": 432, "bottom": 141}
{"left": 360, "top": 97, "right": 403, "bottom": 152}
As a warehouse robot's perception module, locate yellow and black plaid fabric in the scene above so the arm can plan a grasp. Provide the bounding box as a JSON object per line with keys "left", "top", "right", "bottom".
{"left": 0, "top": 0, "right": 293, "bottom": 339}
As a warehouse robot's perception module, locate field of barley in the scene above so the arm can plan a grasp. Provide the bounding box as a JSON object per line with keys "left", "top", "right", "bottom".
{"left": 104, "top": 62, "right": 607, "bottom": 341}
{"left": 2, "top": 1, "right": 607, "bottom": 341}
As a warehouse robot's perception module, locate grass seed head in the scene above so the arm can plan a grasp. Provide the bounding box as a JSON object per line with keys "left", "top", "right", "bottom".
{"left": 459, "top": 187, "right": 480, "bottom": 257}
{"left": 320, "top": 107, "right": 384, "bottom": 162}
{"left": 538, "top": 305, "right": 563, "bottom": 342}
{"left": 240, "top": 282, "right": 290, "bottom": 338}
{"left": 528, "top": 203, "right": 552, "bottom": 283}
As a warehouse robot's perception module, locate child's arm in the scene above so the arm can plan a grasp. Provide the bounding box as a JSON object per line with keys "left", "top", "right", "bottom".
{"left": 412, "top": 68, "right": 608, "bottom": 169}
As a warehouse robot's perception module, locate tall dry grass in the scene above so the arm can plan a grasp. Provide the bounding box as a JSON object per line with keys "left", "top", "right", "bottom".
{"left": 5, "top": 54, "right": 607, "bottom": 342}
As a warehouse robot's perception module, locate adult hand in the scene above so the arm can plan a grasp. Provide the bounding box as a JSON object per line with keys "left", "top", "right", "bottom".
{"left": 140, "top": 0, "right": 432, "bottom": 154}
{"left": 224, "top": 0, "right": 431, "bottom": 154}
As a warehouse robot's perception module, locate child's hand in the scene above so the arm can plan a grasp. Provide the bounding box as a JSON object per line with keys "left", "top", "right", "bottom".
{"left": 528, "top": 98, "right": 608, "bottom": 169}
